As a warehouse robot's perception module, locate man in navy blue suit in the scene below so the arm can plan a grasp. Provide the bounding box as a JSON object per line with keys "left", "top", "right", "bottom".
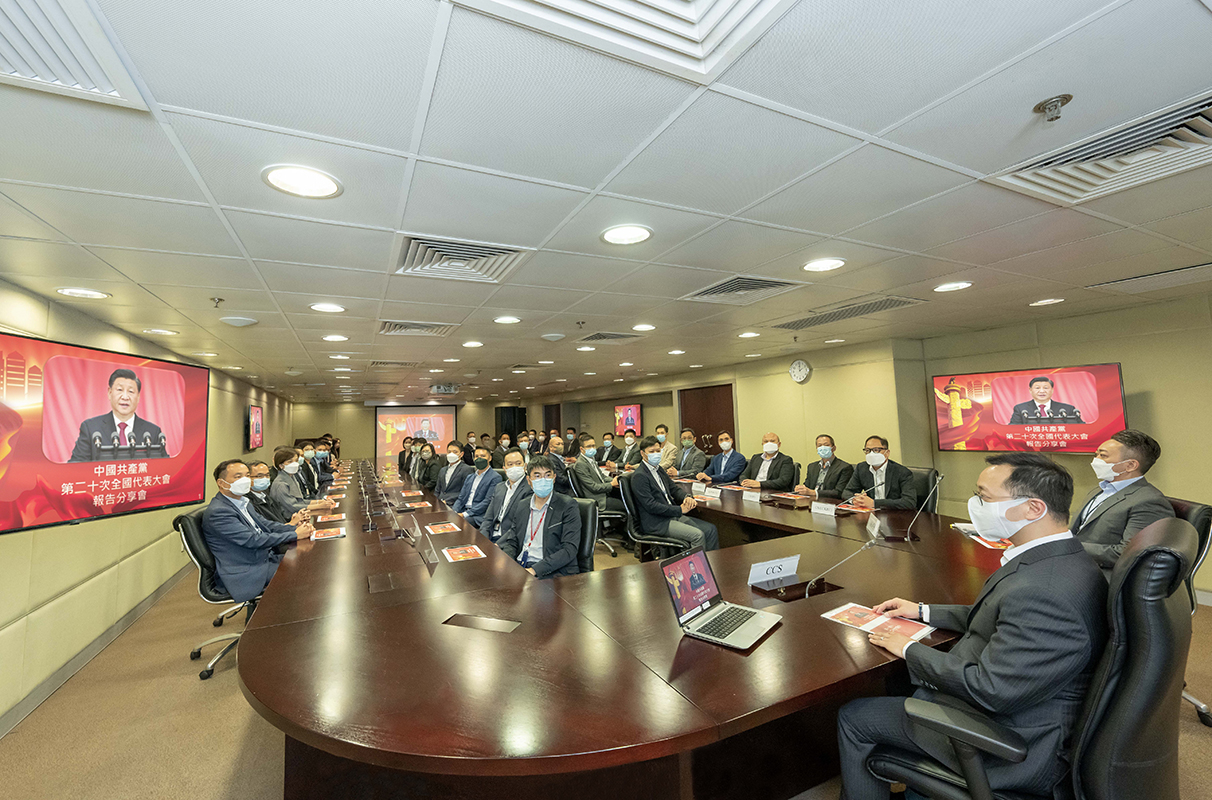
{"left": 452, "top": 446, "right": 502, "bottom": 528}
{"left": 201, "top": 459, "right": 313, "bottom": 603}
{"left": 693, "top": 431, "right": 746, "bottom": 485}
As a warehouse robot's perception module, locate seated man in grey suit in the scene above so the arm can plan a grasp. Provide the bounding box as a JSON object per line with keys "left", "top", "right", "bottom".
{"left": 843, "top": 435, "right": 917, "bottom": 510}
{"left": 572, "top": 433, "right": 625, "bottom": 513}
{"left": 838, "top": 453, "right": 1107, "bottom": 799}
{"left": 794, "top": 433, "right": 855, "bottom": 500}
{"left": 202, "top": 459, "right": 313, "bottom": 603}
{"left": 479, "top": 449, "right": 533, "bottom": 543}
{"left": 1073, "top": 429, "right": 1173, "bottom": 574}
{"left": 666, "top": 427, "right": 707, "bottom": 479}
{"left": 738, "top": 432, "right": 795, "bottom": 492}
{"left": 609, "top": 428, "right": 643, "bottom": 473}
{"left": 499, "top": 456, "right": 582, "bottom": 578}
{"left": 631, "top": 436, "right": 719, "bottom": 551}
{"left": 436, "top": 440, "right": 475, "bottom": 506}
{"left": 69, "top": 368, "right": 166, "bottom": 462}
{"left": 247, "top": 460, "right": 307, "bottom": 526}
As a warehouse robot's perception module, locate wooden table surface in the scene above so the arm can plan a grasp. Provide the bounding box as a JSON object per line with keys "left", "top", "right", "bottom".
{"left": 237, "top": 459, "right": 998, "bottom": 787}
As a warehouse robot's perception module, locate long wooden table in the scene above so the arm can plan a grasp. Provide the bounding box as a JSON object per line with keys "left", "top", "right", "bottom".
{"left": 238, "top": 460, "right": 1000, "bottom": 800}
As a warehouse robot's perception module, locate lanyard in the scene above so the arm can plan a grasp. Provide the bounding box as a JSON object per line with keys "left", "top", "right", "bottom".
{"left": 522, "top": 504, "right": 550, "bottom": 563}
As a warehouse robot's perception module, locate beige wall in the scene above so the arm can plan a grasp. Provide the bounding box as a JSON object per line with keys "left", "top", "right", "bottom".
{"left": 575, "top": 391, "right": 675, "bottom": 440}
{"left": 291, "top": 403, "right": 375, "bottom": 460}
{"left": 0, "top": 278, "right": 292, "bottom": 719}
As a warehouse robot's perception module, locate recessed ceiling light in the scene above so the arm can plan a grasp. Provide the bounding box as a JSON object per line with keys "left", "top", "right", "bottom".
{"left": 224, "top": 365, "right": 243, "bottom": 370}
{"left": 193, "top": 352, "right": 218, "bottom": 357}
{"left": 738, "top": 331, "right": 760, "bottom": 338}
{"left": 934, "top": 281, "right": 972, "bottom": 293}
{"left": 577, "top": 346, "right": 596, "bottom": 352}
{"left": 332, "top": 367, "right": 352, "bottom": 372}
{"left": 463, "top": 341, "right": 483, "bottom": 348}
{"left": 329, "top": 354, "right": 350, "bottom": 360}
{"left": 284, "top": 369, "right": 304, "bottom": 376}
{"left": 142, "top": 328, "right": 178, "bottom": 336}
{"left": 690, "top": 364, "right": 703, "bottom": 368}
{"left": 494, "top": 315, "right": 522, "bottom": 324}
{"left": 220, "top": 316, "right": 258, "bottom": 327}
{"left": 647, "top": 372, "right": 659, "bottom": 376}
{"left": 538, "top": 360, "right": 554, "bottom": 365}
{"left": 509, "top": 390, "right": 518, "bottom": 393}
{"left": 525, "top": 386, "right": 535, "bottom": 390}
{"left": 668, "top": 349, "right": 685, "bottom": 355}
{"left": 512, "top": 369, "right": 526, "bottom": 374}
{"left": 584, "top": 372, "right": 596, "bottom": 375}
{"left": 1030, "top": 298, "right": 1065, "bottom": 306}
{"left": 310, "top": 302, "right": 346, "bottom": 313}
{"left": 632, "top": 323, "right": 656, "bottom": 332}
{"left": 614, "top": 378, "right": 624, "bottom": 382}
{"left": 443, "top": 358, "right": 460, "bottom": 362}
{"left": 556, "top": 379, "right": 567, "bottom": 382}
{"left": 261, "top": 165, "right": 343, "bottom": 199}
{"left": 57, "top": 287, "right": 110, "bottom": 299}
{"left": 492, "top": 378, "right": 503, "bottom": 382}
{"left": 619, "top": 362, "right": 633, "bottom": 367}
{"left": 745, "top": 353, "right": 762, "bottom": 358}
{"left": 601, "top": 225, "right": 652, "bottom": 245}
{"left": 322, "top": 334, "right": 348, "bottom": 342}
{"left": 428, "top": 369, "right": 444, "bottom": 373}
{"left": 825, "top": 338, "right": 846, "bottom": 344}
{"left": 803, "top": 258, "right": 846, "bottom": 272}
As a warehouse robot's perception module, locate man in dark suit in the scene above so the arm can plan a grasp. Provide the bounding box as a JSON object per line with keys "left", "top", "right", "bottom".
{"left": 596, "top": 432, "right": 621, "bottom": 467}
{"left": 499, "top": 456, "right": 582, "bottom": 578}
{"left": 479, "top": 449, "right": 533, "bottom": 543}
{"left": 490, "top": 433, "right": 513, "bottom": 469}
{"left": 452, "top": 447, "right": 502, "bottom": 528}
{"left": 300, "top": 441, "right": 333, "bottom": 492}
{"left": 436, "top": 441, "right": 475, "bottom": 506}
{"left": 572, "top": 434, "right": 625, "bottom": 513}
{"left": 795, "top": 433, "right": 854, "bottom": 500}
{"left": 630, "top": 436, "right": 719, "bottom": 551}
{"left": 69, "top": 368, "right": 167, "bottom": 462}
{"left": 462, "top": 432, "right": 477, "bottom": 466}
{"left": 1008, "top": 376, "right": 1084, "bottom": 424}
{"left": 738, "top": 432, "right": 795, "bottom": 492}
{"left": 694, "top": 431, "right": 746, "bottom": 485}
{"left": 1073, "top": 429, "right": 1173, "bottom": 574}
{"left": 247, "top": 460, "right": 307, "bottom": 526}
{"left": 843, "top": 435, "right": 917, "bottom": 510}
{"left": 544, "top": 435, "right": 575, "bottom": 496}
{"left": 201, "top": 459, "right": 312, "bottom": 603}
{"left": 668, "top": 427, "right": 708, "bottom": 479}
{"left": 564, "top": 427, "right": 581, "bottom": 457}
{"left": 837, "top": 453, "right": 1107, "bottom": 799}
{"left": 610, "top": 428, "right": 642, "bottom": 473}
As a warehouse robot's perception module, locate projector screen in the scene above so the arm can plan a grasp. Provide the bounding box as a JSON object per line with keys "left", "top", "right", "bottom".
{"left": 0, "top": 331, "right": 210, "bottom": 535}
{"left": 376, "top": 405, "right": 457, "bottom": 460}
{"left": 932, "top": 363, "right": 1127, "bottom": 454}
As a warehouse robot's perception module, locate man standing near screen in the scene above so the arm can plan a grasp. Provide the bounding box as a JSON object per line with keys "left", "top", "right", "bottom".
{"left": 69, "top": 368, "right": 166, "bottom": 462}
{"left": 1009, "top": 376, "right": 1084, "bottom": 424}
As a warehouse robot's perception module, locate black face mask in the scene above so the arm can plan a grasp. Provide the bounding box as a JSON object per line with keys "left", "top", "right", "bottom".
{"left": 474, "top": 457, "right": 489, "bottom": 470}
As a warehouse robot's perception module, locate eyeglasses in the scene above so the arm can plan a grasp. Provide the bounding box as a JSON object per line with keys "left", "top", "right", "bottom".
{"left": 971, "top": 491, "right": 1031, "bottom": 506}
{"left": 862, "top": 447, "right": 888, "bottom": 454}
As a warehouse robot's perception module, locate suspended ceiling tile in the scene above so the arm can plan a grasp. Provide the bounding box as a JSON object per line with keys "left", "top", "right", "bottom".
{"left": 89, "top": 248, "right": 261, "bottom": 289}
{"left": 544, "top": 195, "right": 720, "bottom": 259}
{"left": 656, "top": 221, "right": 822, "bottom": 271}
{"left": 253, "top": 262, "right": 388, "bottom": 299}
{"left": 378, "top": 300, "right": 477, "bottom": 325}
{"left": 384, "top": 274, "right": 501, "bottom": 306}
{"left": 600, "top": 263, "right": 732, "bottom": 299}
{"left": 925, "top": 209, "right": 1122, "bottom": 265}
{"left": 1, "top": 185, "right": 239, "bottom": 254}
{"left": 1054, "top": 245, "right": 1211, "bottom": 288}
{"left": 1146, "top": 206, "right": 1212, "bottom": 244}
{"left": 482, "top": 284, "right": 589, "bottom": 312}
{"left": 139, "top": 285, "right": 279, "bottom": 312}
{"left": 0, "top": 195, "right": 69, "bottom": 241}
{"left": 275, "top": 295, "right": 380, "bottom": 318}
{"left": 0, "top": 239, "right": 126, "bottom": 280}
{"left": 401, "top": 162, "right": 588, "bottom": 248}
{"left": 505, "top": 252, "right": 641, "bottom": 291}
{"left": 1081, "top": 164, "right": 1212, "bottom": 225}
{"left": 563, "top": 291, "right": 671, "bottom": 317}
{"left": 744, "top": 238, "right": 903, "bottom": 281}
{"left": 986, "top": 229, "right": 1170, "bottom": 277}
{"left": 225, "top": 211, "right": 394, "bottom": 268}
{"left": 605, "top": 92, "right": 859, "bottom": 214}
{"left": 831, "top": 255, "right": 970, "bottom": 294}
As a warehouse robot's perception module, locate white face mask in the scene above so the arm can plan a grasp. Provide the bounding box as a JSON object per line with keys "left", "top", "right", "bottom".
{"left": 625, "top": 436, "right": 635, "bottom": 446}
{"left": 865, "top": 451, "right": 886, "bottom": 468}
{"left": 505, "top": 465, "right": 526, "bottom": 483}
{"left": 720, "top": 440, "right": 732, "bottom": 451}
{"left": 966, "top": 495, "right": 1044, "bottom": 542}
{"left": 762, "top": 441, "right": 779, "bottom": 454}
{"left": 447, "top": 452, "right": 461, "bottom": 464}
{"left": 1091, "top": 458, "right": 1126, "bottom": 483}
{"left": 282, "top": 461, "right": 300, "bottom": 475}
{"left": 226, "top": 476, "right": 252, "bottom": 496}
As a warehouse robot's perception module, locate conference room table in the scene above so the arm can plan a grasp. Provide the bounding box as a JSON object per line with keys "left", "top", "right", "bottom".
{"left": 237, "top": 460, "right": 1003, "bottom": 800}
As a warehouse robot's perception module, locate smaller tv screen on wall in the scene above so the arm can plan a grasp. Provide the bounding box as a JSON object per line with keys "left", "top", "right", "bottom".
{"left": 614, "top": 404, "right": 641, "bottom": 435}
{"left": 931, "top": 363, "right": 1127, "bottom": 454}
{"left": 246, "top": 405, "right": 263, "bottom": 450}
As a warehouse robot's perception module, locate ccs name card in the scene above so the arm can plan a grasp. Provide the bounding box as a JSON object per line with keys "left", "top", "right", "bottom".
{"left": 742, "top": 489, "right": 761, "bottom": 503}
{"left": 705, "top": 487, "right": 723, "bottom": 499}
{"left": 811, "top": 501, "right": 836, "bottom": 516}
{"left": 747, "top": 555, "right": 800, "bottom": 586}
{"left": 866, "top": 513, "right": 882, "bottom": 539}
{"left": 691, "top": 481, "right": 707, "bottom": 495}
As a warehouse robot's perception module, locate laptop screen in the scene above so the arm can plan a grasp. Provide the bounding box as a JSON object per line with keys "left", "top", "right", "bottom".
{"left": 660, "top": 547, "right": 722, "bottom": 625}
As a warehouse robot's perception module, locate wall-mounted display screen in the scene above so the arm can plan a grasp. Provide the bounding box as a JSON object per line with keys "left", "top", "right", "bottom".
{"left": 375, "top": 405, "right": 457, "bottom": 459}
{"left": 0, "top": 331, "right": 209, "bottom": 534}
{"left": 614, "top": 404, "right": 641, "bottom": 435}
{"left": 932, "top": 363, "right": 1126, "bottom": 454}
{"left": 246, "top": 405, "right": 263, "bottom": 450}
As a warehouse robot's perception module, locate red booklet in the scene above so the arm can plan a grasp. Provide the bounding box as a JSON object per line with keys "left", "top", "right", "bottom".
{"left": 314, "top": 513, "right": 345, "bottom": 523}
{"left": 401, "top": 490, "right": 424, "bottom": 497}
{"left": 404, "top": 501, "right": 432, "bottom": 509}
{"left": 310, "top": 527, "right": 345, "bottom": 541}
{"left": 425, "top": 522, "right": 460, "bottom": 535}
{"left": 442, "top": 545, "right": 485, "bottom": 562}
{"left": 822, "top": 602, "right": 934, "bottom": 640}
{"left": 326, "top": 493, "right": 346, "bottom": 500}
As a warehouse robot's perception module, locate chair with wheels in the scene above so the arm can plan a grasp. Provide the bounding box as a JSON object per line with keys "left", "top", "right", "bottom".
{"left": 617, "top": 472, "right": 691, "bottom": 562}
{"left": 567, "top": 464, "right": 626, "bottom": 558}
{"left": 866, "top": 516, "right": 1198, "bottom": 800}
{"left": 906, "top": 466, "right": 940, "bottom": 513}
{"left": 794, "top": 461, "right": 802, "bottom": 488}
{"left": 174, "top": 509, "right": 257, "bottom": 681}
{"left": 1167, "top": 496, "right": 1212, "bottom": 726}
{"left": 574, "top": 498, "right": 599, "bottom": 573}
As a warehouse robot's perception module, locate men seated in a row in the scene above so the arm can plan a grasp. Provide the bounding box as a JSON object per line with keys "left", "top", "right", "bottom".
{"left": 694, "top": 431, "right": 746, "bottom": 485}
{"left": 499, "top": 456, "right": 582, "bottom": 578}
{"left": 843, "top": 435, "right": 917, "bottom": 509}
{"left": 667, "top": 427, "right": 707, "bottom": 479}
{"left": 631, "top": 435, "right": 719, "bottom": 551}
{"left": 738, "top": 432, "right": 795, "bottom": 492}
{"left": 573, "top": 433, "right": 625, "bottom": 513}
{"left": 793, "top": 434, "right": 853, "bottom": 499}
{"left": 247, "top": 460, "right": 310, "bottom": 526}
{"left": 479, "top": 448, "right": 533, "bottom": 542}
{"left": 299, "top": 440, "right": 333, "bottom": 493}
{"left": 269, "top": 448, "right": 334, "bottom": 517}
{"left": 203, "top": 459, "right": 314, "bottom": 603}
{"left": 452, "top": 447, "right": 502, "bottom": 528}
{"left": 437, "top": 440, "right": 474, "bottom": 505}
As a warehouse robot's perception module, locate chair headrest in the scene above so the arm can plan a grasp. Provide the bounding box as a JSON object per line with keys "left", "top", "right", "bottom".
{"left": 1108, "top": 517, "right": 1198, "bottom": 598}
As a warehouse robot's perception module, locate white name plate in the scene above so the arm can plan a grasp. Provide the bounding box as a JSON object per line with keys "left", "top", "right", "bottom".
{"left": 742, "top": 489, "right": 762, "bottom": 503}
{"left": 691, "top": 481, "right": 707, "bottom": 495}
{"left": 748, "top": 555, "right": 801, "bottom": 586}
{"left": 866, "top": 513, "right": 883, "bottom": 539}
{"left": 811, "top": 501, "right": 836, "bottom": 516}
{"left": 705, "top": 487, "right": 723, "bottom": 499}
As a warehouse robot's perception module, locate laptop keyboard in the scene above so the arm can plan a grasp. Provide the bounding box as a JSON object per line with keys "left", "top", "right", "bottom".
{"left": 696, "top": 605, "right": 756, "bottom": 639}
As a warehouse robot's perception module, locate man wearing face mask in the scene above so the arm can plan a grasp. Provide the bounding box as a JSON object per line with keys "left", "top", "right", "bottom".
{"left": 463, "top": 432, "right": 477, "bottom": 466}
{"left": 573, "top": 434, "right": 625, "bottom": 513}
{"left": 631, "top": 436, "right": 719, "bottom": 551}
{"left": 314, "top": 441, "right": 335, "bottom": 477}
{"left": 436, "top": 440, "right": 475, "bottom": 505}
{"left": 610, "top": 428, "right": 642, "bottom": 472}
{"left": 1073, "top": 429, "right": 1173, "bottom": 574}
{"left": 597, "top": 432, "right": 620, "bottom": 467}
{"left": 479, "top": 449, "right": 534, "bottom": 543}
{"left": 695, "top": 431, "right": 746, "bottom": 485}
{"left": 837, "top": 453, "right": 1107, "bottom": 800}
{"left": 543, "top": 429, "right": 559, "bottom": 455}
{"left": 843, "top": 435, "right": 917, "bottom": 510}
{"left": 667, "top": 427, "right": 707, "bottom": 479}
{"left": 269, "top": 449, "right": 335, "bottom": 516}
{"left": 536, "top": 430, "right": 549, "bottom": 454}
{"left": 739, "top": 432, "right": 795, "bottom": 491}
{"left": 795, "top": 434, "right": 854, "bottom": 499}
{"left": 564, "top": 427, "right": 581, "bottom": 457}
{"left": 544, "top": 435, "right": 574, "bottom": 495}
{"left": 247, "top": 461, "right": 308, "bottom": 526}
{"left": 499, "top": 456, "right": 583, "bottom": 577}
{"left": 652, "top": 424, "right": 678, "bottom": 470}
{"left": 453, "top": 447, "right": 503, "bottom": 527}
{"left": 515, "top": 432, "right": 532, "bottom": 464}
{"left": 491, "top": 432, "right": 513, "bottom": 469}
{"left": 301, "top": 441, "right": 333, "bottom": 492}
{"left": 203, "top": 459, "right": 314, "bottom": 603}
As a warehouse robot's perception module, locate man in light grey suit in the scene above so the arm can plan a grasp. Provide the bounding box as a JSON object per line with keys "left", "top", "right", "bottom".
{"left": 572, "top": 434, "right": 625, "bottom": 513}
{"left": 1073, "top": 429, "right": 1173, "bottom": 574}
{"left": 666, "top": 427, "right": 707, "bottom": 479}
{"left": 837, "top": 452, "right": 1107, "bottom": 799}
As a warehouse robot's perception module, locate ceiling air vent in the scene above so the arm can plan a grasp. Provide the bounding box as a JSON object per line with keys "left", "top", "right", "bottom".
{"left": 0, "top": 0, "right": 147, "bottom": 109}
{"left": 369, "top": 361, "right": 420, "bottom": 368}
{"left": 773, "top": 296, "right": 923, "bottom": 330}
{"left": 395, "top": 237, "right": 524, "bottom": 283}
{"left": 377, "top": 320, "right": 456, "bottom": 336}
{"left": 682, "top": 275, "right": 800, "bottom": 306}
{"left": 576, "top": 331, "right": 645, "bottom": 344}
{"left": 991, "top": 91, "right": 1212, "bottom": 205}
{"left": 1087, "top": 261, "right": 1212, "bottom": 295}
{"left": 508, "top": 363, "right": 550, "bottom": 370}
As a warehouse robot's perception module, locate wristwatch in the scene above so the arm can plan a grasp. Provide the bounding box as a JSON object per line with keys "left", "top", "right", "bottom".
{"left": 918, "top": 601, "right": 924, "bottom": 621}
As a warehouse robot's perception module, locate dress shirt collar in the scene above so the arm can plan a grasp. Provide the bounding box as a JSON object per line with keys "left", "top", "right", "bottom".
{"left": 1099, "top": 475, "right": 1143, "bottom": 494}
{"left": 1000, "top": 530, "right": 1074, "bottom": 567}
{"left": 112, "top": 412, "right": 136, "bottom": 434}
{"left": 819, "top": 457, "right": 833, "bottom": 469}
{"left": 870, "top": 461, "right": 887, "bottom": 479}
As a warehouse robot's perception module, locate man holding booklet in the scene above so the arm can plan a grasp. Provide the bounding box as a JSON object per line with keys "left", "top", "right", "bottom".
{"left": 835, "top": 452, "right": 1108, "bottom": 800}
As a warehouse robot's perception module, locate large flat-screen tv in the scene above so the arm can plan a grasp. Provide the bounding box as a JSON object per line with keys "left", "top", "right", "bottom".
{"left": 376, "top": 405, "right": 457, "bottom": 459}
{"left": 245, "top": 404, "right": 263, "bottom": 451}
{"left": 0, "top": 331, "right": 210, "bottom": 534}
{"left": 614, "top": 404, "right": 641, "bottom": 436}
{"left": 932, "top": 363, "right": 1126, "bottom": 454}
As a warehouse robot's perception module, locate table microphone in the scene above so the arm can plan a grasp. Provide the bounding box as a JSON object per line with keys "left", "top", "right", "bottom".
{"left": 807, "top": 538, "right": 880, "bottom": 591}
{"left": 892, "top": 473, "right": 945, "bottom": 543}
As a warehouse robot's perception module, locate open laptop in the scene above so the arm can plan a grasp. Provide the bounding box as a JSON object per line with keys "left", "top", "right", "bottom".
{"left": 660, "top": 547, "right": 781, "bottom": 649}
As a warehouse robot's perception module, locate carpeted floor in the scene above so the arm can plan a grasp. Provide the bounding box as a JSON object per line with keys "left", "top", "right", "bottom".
{"left": 3, "top": 547, "right": 1211, "bottom": 800}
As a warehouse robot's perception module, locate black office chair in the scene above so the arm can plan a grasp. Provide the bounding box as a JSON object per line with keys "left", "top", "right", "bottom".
{"left": 174, "top": 508, "right": 257, "bottom": 681}
{"left": 617, "top": 473, "right": 690, "bottom": 562}
{"left": 794, "top": 461, "right": 802, "bottom": 488}
{"left": 1167, "top": 496, "right": 1212, "bottom": 726}
{"left": 566, "top": 466, "right": 627, "bottom": 558}
{"left": 906, "top": 466, "right": 940, "bottom": 513}
{"left": 574, "top": 498, "right": 598, "bottom": 573}
{"left": 867, "top": 516, "right": 1198, "bottom": 800}
{"left": 492, "top": 468, "right": 506, "bottom": 481}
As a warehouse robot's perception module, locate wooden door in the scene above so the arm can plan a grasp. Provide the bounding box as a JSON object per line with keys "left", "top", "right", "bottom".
{"left": 678, "top": 384, "right": 735, "bottom": 455}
